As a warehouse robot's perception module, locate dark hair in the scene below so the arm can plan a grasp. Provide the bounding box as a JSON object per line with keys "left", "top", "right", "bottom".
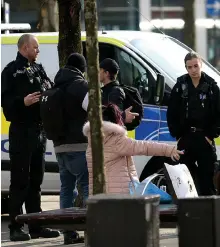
{"left": 102, "top": 103, "right": 124, "bottom": 126}
{"left": 184, "top": 52, "right": 201, "bottom": 65}
{"left": 100, "top": 58, "right": 119, "bottom": 80}
{"left": 109, "top": 73, "right": 117, "bottom": 81}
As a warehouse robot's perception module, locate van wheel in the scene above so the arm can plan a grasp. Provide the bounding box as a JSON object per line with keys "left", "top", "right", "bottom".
{"left": 1, "top": 195, "right": 9, "bottom": 214}
{"left": 139, "top": 156, "right": 165, "bottom": 182}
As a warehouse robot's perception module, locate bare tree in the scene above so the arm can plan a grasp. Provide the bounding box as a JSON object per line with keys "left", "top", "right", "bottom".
{"left": 38, "top": 0, "right": 59, "bottom": 32}
{"left": 183, "top": 0, "right": 195, "bottom": 50}
{"left": 84, "top": 0, "right": 106, "bottom": 194}
{"left": 57, "top": 0, "right": 82, "bottom": 67}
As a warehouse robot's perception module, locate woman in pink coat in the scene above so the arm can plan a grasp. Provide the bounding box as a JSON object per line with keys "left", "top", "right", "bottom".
{"left": 83, "top": 104, "right": 183, "bottom": 195}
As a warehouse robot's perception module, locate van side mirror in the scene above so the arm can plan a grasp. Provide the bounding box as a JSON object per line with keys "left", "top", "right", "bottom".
{"left": 154, "top": 74, "right": 165, "bottom": 105}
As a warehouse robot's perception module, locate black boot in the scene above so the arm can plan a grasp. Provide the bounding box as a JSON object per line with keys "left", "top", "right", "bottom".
{"left": 64, "top": 231, "right": 84, "bottom": 245}
{"left": 30, "top": 228, "right": 60, "bottom": 239}
{"left": 10, "top": 228, "right": 31, "bottom": 241}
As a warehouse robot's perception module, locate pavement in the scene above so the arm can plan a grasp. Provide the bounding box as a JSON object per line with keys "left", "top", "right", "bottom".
{"left": 1, "top": 196, "right": 178, "bottom": 247}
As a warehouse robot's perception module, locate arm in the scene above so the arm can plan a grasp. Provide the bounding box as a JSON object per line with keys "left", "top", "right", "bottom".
{"left": 114, "top": 134, "right": 176, "bottom": 157}
{"left": 82, "top": 93, "right": 88, "bottom": 111}
{"left": 166, "top": 81, "right": 182, "bottom": 139}
{"left": 205, "top": 83, "right": 220, "bottom": 139}
{"left": 70, "top": 79, "right": 89, "bottom": 111}
{"left": 1, "top": 66, "right": 26, "bottom": 121}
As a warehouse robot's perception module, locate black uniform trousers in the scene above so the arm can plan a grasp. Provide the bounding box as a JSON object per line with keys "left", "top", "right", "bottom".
{"left": 8, "top": 122, "right": 46, "bottom": 231}
{"left": 178, "top": 131, "right": 217, "bottom": 196}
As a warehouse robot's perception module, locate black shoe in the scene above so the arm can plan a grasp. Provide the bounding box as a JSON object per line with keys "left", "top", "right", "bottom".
{"left": 30, "top": 228, "right": 60, "bottom": 239}
{"left": 64, "top": 231, "right": 84, "bottom": 245}
{"left": 10, "top": 228, "right": 31, "bottom": 242}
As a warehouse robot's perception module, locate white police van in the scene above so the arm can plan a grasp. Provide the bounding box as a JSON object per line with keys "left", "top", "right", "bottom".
{"left": 1, "top": 30, "right": 220, "bottom": 212}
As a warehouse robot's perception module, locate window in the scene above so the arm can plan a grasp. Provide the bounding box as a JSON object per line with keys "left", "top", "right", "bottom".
{"left": 82, "top": 42, "right": 116, "bottom": 63}
{"left": 207, "top": 28, "right": 220, "bottom": 70}
{"left": 151, "top": 0, "right": 183, "bottom": 7}
{"left": 130, "top": 37, "right": 220, "bottom": 84}
{"left": 116, "top": 49, "right": 154, "bottom": 104}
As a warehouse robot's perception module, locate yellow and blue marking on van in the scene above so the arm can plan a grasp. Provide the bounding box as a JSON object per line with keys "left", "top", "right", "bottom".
{"left": 2, "top": 104, "right": 220, "bottom": 156}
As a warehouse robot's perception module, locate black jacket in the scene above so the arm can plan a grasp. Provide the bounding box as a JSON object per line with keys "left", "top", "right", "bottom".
{"left": 102, "top": 80, "right": 126, "bottom": 111}
{"left": 1, "top": 52, "right": 53, "bottom": 124}
{"left": 53, "top": 66, "right": 88, "bottom": 146}
{"left": 167, "top": 72, "right": 220, "bottom": 140}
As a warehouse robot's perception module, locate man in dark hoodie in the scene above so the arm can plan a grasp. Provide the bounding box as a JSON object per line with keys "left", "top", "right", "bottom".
{"left": 53, "top": 53, "right": 88, "bottom": 244}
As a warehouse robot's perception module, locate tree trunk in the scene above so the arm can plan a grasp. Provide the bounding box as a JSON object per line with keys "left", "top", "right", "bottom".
{"left": 84, "top": 0, "right": 106, "bottom": 194}
{"left": 57, "top": 0, "right": 83, "bottom": 207}
{"left": 38, "top": 0, "right": 58, "bottom": 32}
{"left": 57, "top": 0, "right": 82, "bottom": 67}
{"left": 47, "top": 0, "right": 59, "bottom": 31}
{"left": 183, "top": 0, "right": 195, "bottom": 50}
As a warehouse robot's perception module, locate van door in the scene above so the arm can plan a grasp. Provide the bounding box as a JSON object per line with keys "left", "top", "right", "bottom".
{"left": 115, "top": 48, "right": 160, "bottom": 142}
{"left": 158, "top": 84, "right": 175, "bottom": 143}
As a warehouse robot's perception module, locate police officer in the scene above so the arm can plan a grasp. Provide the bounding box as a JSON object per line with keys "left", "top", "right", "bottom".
{"left": 1, "top": 34, "right": 60, "bottom": 241}
{"left": 167, "top": 52, "right": 220, "bottom": 196}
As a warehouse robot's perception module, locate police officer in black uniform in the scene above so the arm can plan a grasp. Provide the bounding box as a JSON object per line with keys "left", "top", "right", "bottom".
{"left": 1, "top": 34, "right": 60, "bottom": 241}
{"left": 167, "top": 52, "right": 220, "bottom": 196}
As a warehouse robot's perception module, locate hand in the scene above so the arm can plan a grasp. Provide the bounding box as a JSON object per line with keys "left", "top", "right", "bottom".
{"left": 24, "top": 92, "right": 41, "bottom": 106}
{"left": 125, "top": 106, "right": 139, "bottom": 123}
{"left": 205, "top": 136, "right": 212, "bottom": 145}
{"left": 171, "top": 148, "right": 184, "bottom": 161}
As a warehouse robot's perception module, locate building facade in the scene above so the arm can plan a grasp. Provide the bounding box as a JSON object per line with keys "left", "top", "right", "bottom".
{"left": 140, "top": 0, "right": 220, "bottom": 68}
{"left": 1, "top": 0, "right": 219, "bottom": 68}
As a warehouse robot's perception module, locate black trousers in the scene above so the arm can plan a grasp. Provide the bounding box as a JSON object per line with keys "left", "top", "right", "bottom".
{"left": 178, "top": 132, "right": 218, "bottom": 196}
{"left": 8, "top": 122, "right": 46, "bottom": 231}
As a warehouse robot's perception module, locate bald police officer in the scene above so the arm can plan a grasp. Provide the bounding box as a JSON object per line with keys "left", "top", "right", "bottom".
{"left": 1, "top": 34, "right": 60, "bottom": 241}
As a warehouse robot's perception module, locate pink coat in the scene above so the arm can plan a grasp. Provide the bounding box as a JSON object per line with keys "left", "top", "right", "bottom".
{"left": 83, "top": 121, "right": 176, "bottom": 195}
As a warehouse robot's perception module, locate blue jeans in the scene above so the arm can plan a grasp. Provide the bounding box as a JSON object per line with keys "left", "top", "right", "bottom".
{"left": 56, "top": 151, "right": 89, "bottom": 208}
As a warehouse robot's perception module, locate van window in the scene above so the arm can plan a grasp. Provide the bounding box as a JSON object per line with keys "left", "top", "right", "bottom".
{"left": 82, "top": 41, "right": 116, "bottom": 63}
{"left": 116, "top": 49, "right": 154, "bottom": 104}
{"left": 99, "top": 43, "right": 116, "bottom": 62}
{"left": 131, "top": 37, "right": 220, "bottom": 84}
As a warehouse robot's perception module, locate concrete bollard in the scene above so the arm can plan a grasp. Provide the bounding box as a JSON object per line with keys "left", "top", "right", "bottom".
{"left": 86, "top": 194, "right": 160, "bottom": 247}
{"left": 178, "top": 196, "right": 220, "bottom": 247}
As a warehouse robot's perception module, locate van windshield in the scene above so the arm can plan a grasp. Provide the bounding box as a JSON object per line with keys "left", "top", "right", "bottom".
{"left": 130, "top": 36, "right": 220, "bottom": 84}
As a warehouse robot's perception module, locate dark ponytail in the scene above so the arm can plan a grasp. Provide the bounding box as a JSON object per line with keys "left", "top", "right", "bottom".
{"left": 102, "top": 103, "right": 124, "bottom": 126}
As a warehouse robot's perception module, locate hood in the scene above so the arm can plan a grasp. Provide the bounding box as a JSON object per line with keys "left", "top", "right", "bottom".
{"left": 83, "top": 121, "right": 127, "bottom": 137}
{"left": 54, "top": 66, "right": 85, "bottom": 86}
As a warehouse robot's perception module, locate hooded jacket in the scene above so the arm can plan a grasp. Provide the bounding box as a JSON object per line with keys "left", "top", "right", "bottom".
{"left": 53, "top": 66, "right": 88, "bottom": 152}
{"left": 167, "top": 72, "right": 220, "bottom": 140}
{"left": 83, "top": 121, "right": 176, "bottom": 195}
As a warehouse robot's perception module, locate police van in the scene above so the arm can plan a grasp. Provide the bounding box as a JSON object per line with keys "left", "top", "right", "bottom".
{"left": 1, "top": 31, "right": 220, "bottom": 208}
